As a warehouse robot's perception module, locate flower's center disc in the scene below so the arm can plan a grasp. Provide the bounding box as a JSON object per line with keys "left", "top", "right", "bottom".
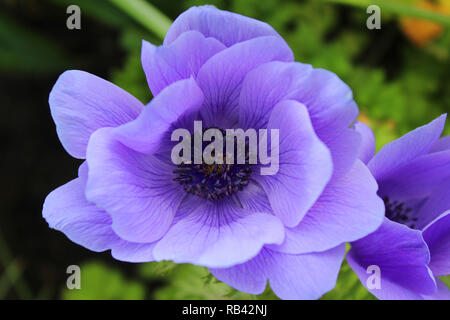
{"left": 173, "top": 128, "right": 252, "bottom": 201}
{"left": 383, "top": 196, "right": 417, "bottom": 228}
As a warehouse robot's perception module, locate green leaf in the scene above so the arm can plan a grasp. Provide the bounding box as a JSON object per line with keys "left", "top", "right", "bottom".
{"left": 109, "top": 28, "right": 156, "bottom": 103}
{"left": 138, "top": 261, "right": 178, "bottom": 280}
{"left": 148, "top": 261, "right": 280, "bottom": 300}
{"left": 62, "top": 261, "right": 146, "bottom": 300}
{"left": 153, "top": 264, "right": 254, "bottom": 300}
{"left": 440, "top": 276, "right": 450, "bottom": 289}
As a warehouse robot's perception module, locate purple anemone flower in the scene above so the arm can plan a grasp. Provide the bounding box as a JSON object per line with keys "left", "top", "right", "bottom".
{"left": 348, "top": 116, "right": 450, "bottom": 300}
{"left": 43, "top": 6, "right": 384, "bottom": 299}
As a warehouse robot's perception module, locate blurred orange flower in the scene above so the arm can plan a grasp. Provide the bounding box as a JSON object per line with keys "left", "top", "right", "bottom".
{"left": 400, "top": 0, "right": 450, "bottom": 46}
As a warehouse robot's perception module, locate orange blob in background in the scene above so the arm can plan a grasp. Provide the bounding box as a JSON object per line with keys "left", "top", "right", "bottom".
{"left": 400, "top": 0, "right": 450, "bottom": 47}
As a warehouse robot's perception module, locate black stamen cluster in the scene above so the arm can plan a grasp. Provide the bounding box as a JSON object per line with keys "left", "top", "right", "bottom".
{"left": 383, "top": 196, "right": 417, "bottom": 229}
{"left": 173, "top": 128, "right": 252, "bottom": 201}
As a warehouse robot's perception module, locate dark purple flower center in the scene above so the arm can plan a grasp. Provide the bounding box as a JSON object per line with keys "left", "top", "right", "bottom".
{"left": 383, "top": 196, "right": 417, "bottom": 228}
{"left": 173, "top": 128, "right": 252, "bottom": 201}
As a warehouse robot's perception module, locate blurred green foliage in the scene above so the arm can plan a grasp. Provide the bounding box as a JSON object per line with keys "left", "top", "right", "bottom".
{"left": 0, "top": 11, "right": 69, "bottom": 74}
{"left": 62, "top": 261, "right": 146, "bottom": 300}
{"left": 62, "top": 260, "right": 279, "bottom": 300}
{"left": 1, "top": 0, "right": 449, "bottom": 300}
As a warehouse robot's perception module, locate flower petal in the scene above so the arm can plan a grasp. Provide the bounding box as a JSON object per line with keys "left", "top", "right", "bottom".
{"left": 44, "top": 162, "right": 159, "bottom": 262}
{"left": 255, "top": 100, "right": 332, "bottom": 227}
{"left": 114, "top": 78, "right": 204, "bottom": 154}
{"left": 431, "top": 136, "right": 450, "bottom": 153}
{"left": 368, "top": 114, "right": 447, "bottom": 181}
{"left": 152, "top": 197, "right": 285, "bottom": 268}
{"left": 210, "top": 245, "right": 345, "bottom": 300}
{"left": 422, "top": 211, "right": 450, "bottom": 276}
{"left": 110, "top": 210, "right": 201, "bottom": 263}
{"left": 238, "top": 61, "right": 312, "bottom": 130}
{"left": 141, "top": 31, "right": 225, "bottom": 96}
{"left": 164, "top": 5, "right": 282, "bottom": 47}
{"left": 212, "top": 259, "right": 268, "bottom": 295}
{"left": 49, "top": 70, "right": 143, "bottom": 159}
{"left": 196, "top": 36, "right": 293, "bottom": 127}
{"left": 347, "top": 251, "right": 425, "bottom": 300}
{"left": 238, "top": 61, "right": 359, "bottom": 178}
{"left": 110, "top": 241, "right": 157, "bottom": 263}
{"left": 270, "top": 160, "right": 384, "bottom": 254}
{"left": 348, "top": 218, "right": 436, "bottom": 299}
{"left": 42, "top": 163, "right": 120, "bottom": 252}
{"left": 236, "top": 182, "right": 272, "bottom": 213}
{"left": 86, "top": 127, "right": 184, "bottom": 243}
{"left": 422, "top": 280, "right": 450, "bottom": 300}
{"left": 239, "top": 61, "right": 358, "bottom": 131}
{"left": 377, "top": 150, "right": 450, "bottom": 201}
{"left": 354, "top": 121, "right": 375, "bottom": 164}
{"left": 416, "top": 178, "right": 450, "bottom": 229}
{"left": 321, "top": 126, "right": 361, "bottom": 179}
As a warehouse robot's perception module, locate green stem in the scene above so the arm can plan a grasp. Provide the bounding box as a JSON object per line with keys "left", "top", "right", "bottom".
{"left": 108, "top": 0, "right": 172, "bottom": 40}
{"left": 322, "top": 0, "right": 450, "bottom": 27}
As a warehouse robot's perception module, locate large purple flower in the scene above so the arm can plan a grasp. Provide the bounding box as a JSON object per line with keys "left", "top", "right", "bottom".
{"left": 43, "top": 6, "right": 384, "bottom": 299}
{"left": 348, "top": 116, "right": 450, "bottom": 300}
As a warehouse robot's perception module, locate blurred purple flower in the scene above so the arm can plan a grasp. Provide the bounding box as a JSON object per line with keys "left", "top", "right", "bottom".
{"left": 43, "top": 6, "right": 384, "bottom": 299}
{"left": 349, "top": 116, "right": 450, "bottom": 300}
